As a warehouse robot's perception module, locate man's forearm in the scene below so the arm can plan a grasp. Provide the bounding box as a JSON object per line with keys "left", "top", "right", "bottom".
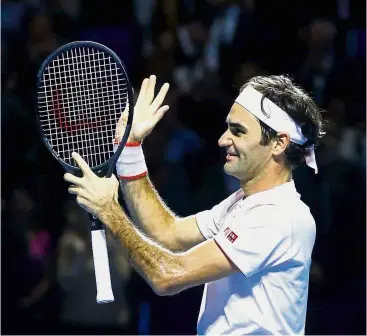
{"left": 100, "top": 200, "right": 185, "bottom": 295}
{"left": 120, "top": 176, "right": 177, "bottom": 247}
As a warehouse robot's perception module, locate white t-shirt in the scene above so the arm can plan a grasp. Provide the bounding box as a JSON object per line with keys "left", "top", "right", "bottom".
{"left": 195, "top": 180, "right": 316, "bottom": 335}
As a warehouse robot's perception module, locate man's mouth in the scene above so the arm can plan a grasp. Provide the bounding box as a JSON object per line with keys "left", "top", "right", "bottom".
{"left": 226, "top": 153, "right": 238, "bottom": 161}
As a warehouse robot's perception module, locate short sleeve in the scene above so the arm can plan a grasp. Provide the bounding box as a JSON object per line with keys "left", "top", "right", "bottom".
{"left": 195, "top": 190, "right": 243, "bottom": 240}
{"left": 214, "top": 205, "right": 292, "bottom": 278}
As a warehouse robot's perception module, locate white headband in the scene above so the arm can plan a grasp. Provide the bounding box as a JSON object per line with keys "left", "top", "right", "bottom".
{"left": 235, "top": 85, "right": 318, "bottom": 173}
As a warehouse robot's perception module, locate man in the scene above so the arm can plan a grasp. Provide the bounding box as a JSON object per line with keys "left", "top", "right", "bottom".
{"left": 65, "top": 74, "right": 324, "bottom": 334}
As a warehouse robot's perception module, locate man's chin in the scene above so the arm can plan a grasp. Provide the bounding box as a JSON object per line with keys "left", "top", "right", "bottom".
{"left": 223, "top": 163, "right": 238, "bottom": 177}
{"left": 224, "top": 162, "right": 247, "bottom": 180}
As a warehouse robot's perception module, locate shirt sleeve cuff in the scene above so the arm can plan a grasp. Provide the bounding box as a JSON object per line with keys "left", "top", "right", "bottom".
{"left": 214, "top": 234, "right": 252, "bottom": 278}
{"left": 195, "top": 211, "right": 215, "bottom": 240}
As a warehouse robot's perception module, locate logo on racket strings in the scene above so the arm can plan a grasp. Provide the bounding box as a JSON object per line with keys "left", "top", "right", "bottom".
{"left": 53, "top": 90, "right": 101, "bottom": 132}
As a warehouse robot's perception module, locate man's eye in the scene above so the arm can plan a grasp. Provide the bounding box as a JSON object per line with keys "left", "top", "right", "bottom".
{"left": 231, "top": 128, "right": 243, "bottom": 136}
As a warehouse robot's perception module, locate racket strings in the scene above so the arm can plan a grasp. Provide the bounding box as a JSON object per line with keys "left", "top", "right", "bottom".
{"left": 38, "top": 47, "right": 128, "bottom": 168}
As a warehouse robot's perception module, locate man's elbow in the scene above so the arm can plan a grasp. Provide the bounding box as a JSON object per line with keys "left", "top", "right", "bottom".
{"left": 149, "top": 252, "right": 189, "bottom": 296}
{"left": 151, "top": 275, "right": 182, "bottom": 296}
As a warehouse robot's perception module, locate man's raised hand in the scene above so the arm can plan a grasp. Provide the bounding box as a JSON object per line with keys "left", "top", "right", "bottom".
{"left": 115, "top": 75, "right": 170, "bottom": 143}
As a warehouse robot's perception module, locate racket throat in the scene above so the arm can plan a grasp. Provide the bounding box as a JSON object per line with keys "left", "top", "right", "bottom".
{"left": 89, "top": 214, "right": 104, "bottom": 231}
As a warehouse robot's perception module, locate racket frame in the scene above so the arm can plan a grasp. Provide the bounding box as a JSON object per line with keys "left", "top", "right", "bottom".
{"left": 36, "top": 40, "right": 134, "bottom": 177}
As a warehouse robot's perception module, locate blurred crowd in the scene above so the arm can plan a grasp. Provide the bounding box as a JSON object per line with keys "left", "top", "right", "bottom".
{"left": 1, "top": 0, "right": 366, "bottom": 334}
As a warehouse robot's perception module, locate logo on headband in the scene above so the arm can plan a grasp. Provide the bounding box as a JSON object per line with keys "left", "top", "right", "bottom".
{"left": 224, "top": 227, "right": 238, "bottom": 243}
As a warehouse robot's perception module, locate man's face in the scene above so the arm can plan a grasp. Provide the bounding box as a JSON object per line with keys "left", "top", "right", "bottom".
{"left": 218, "top": 103, "right": 274, "bottom": 182}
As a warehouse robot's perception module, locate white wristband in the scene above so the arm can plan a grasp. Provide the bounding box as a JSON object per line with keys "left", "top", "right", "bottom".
{"left": 114, "top": 140, "right": 148, "bottom": 180}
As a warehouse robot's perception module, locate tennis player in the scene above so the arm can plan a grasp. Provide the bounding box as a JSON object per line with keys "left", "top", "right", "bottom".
{"left": 64, "top": 74, "right": 324, "bottom": 335}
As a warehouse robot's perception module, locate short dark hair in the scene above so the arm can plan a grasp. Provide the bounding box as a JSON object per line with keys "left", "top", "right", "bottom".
{"left": 240, "top": 75, "right": 325, "bottom": 170}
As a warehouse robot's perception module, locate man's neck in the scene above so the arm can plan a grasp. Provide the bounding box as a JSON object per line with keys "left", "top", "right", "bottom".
{"left": 240, "top": 167, "right": 291, "bottom": 198}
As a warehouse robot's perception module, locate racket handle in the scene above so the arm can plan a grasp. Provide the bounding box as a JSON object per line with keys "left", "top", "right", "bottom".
{"left": 91, "top": 222, "right": 114, "bottom": 304}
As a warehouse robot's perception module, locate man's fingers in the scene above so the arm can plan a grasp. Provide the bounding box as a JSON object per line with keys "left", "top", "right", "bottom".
{"left": 135, "top": 78, "right": 149, "bottom": 106}
{"left": 67, "top": 185, "right": 78, "bottom": 195}
{"left": 151, "top": 82, "right": 170, "bottom": 112}
{"left": 76, "top": 195, "right": 90, "bottom": 209}
{"left": 64, "top": 173, "right": 84, "bottom": 186}
{"left": 68, "top": 186, "right": 90, "bottom": 199}
{"left": 154, "top": 105, "right": 170, "bottom": 124}
{"left": 71, "top": 152, "right": 94, "bottom": 177}
{"left": 146, "top": 75, "right": 156, "bottom": 104}
{"left": 68, "top": 187, "right": 92, "bottom": 210}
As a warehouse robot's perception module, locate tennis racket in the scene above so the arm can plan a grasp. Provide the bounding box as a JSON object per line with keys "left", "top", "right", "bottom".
{"left": 36, "top": 41, "right": 134, "bottom": 303}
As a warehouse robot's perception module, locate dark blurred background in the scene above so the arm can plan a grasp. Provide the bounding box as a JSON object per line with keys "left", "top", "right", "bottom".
{"left": 1, "top": 0, "right": 366, "bottom": 334}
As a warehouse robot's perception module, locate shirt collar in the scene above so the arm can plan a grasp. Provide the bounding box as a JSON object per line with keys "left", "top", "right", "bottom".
{"left": 237, "top": 180, "right": 300, "bottom": 206}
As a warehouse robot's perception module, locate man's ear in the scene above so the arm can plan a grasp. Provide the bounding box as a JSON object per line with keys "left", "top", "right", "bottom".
{"left": 272, "top": 132, "right": 290, "bottom": 156}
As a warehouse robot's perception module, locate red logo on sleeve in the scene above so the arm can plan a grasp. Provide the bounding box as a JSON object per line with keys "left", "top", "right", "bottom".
{"left": 224, "top": 227, "right": 238, "bottom": 243}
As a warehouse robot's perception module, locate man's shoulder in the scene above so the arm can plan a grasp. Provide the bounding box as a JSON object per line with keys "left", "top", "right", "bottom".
{"left": 239, "top": 197, "right": 315, "bottom": 229}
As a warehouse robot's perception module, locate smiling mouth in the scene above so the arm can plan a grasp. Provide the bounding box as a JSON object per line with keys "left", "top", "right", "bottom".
{"left": 226, "top": 153, "right": 238, "bottom": 160}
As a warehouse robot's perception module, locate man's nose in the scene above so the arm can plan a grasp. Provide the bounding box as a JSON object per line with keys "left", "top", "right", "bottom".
{"left": 218, "top": 130, "right": 232, "bottom": 148}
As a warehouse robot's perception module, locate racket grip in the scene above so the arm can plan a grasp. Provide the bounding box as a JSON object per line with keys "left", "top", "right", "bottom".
{"left": 91, "top": 225, "right": 115, "bottom": 304}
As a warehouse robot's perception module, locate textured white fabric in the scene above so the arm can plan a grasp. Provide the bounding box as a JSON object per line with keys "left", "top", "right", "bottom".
{"left": 195, "top": 181, "right": 316, "bottom": 335}
{"left": 114, "top": 142, "right": 147, "bottom": 179}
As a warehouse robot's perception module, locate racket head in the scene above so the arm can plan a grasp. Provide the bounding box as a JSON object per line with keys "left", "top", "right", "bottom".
{"left": 36, "top": 41, "right": 134, "bottom": 177}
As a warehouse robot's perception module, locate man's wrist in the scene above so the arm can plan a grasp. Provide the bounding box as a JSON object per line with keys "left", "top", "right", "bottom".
{"left": 98, "top": 200, "right": 121, "bottom": 228}
{"left": 114, "top": 140, "right": 148, "bottom": 180}
{"left": 113, "top": 138, "right": 142, "bottom": 146}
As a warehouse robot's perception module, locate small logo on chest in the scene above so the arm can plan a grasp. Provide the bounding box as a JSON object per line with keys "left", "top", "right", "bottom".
{"left": 224, "top": 227, "right": 238, "bottom": 243}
